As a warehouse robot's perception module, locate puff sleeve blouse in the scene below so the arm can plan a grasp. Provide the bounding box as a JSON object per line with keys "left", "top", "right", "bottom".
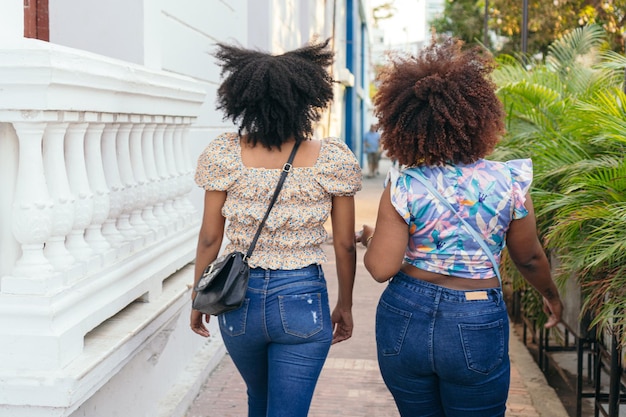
{"left": 195, "top": 133, "right": 362, "bottom": 269}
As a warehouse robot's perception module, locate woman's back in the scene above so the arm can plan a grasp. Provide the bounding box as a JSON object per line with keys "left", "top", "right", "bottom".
{"left": 389, "top": 159, "right": 532, "bottom": 279}
{"left": 195, "top": 132, "right": 361, "bottom": 269}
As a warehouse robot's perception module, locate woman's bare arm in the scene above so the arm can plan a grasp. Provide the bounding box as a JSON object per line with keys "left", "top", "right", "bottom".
{"left": 190, "top": 190, "right": 227, "bottom": 337}
{"left": 506, "top": 193, "right": 562, "bottom": 328}
{"left": 362, "top": 185, "right": 409, "bottom": 282}
{"left": 330, "top": 195, "right": 357, "bottom": 344}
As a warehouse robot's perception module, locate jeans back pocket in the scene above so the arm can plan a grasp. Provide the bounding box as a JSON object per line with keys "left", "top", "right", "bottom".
{"left": 376, "top": 299, "right": 412, "bottom": 356}
{"left": 278, "top": 293, "right": 324, "bottom": 338}
{"left": 459, "top": 319, "right": 505, "bottom": 374}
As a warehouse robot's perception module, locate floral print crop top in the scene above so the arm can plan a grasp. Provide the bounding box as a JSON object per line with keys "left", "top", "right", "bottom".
{"left": 388, "top": 159, "right": 533, "bottom": 279}
{"left": 195, "top": 133, "right": 362, "bottom": 269}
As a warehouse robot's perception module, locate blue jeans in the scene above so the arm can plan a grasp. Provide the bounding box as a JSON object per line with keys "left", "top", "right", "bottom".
{"left": 218, "top": 264, "right": 332, "bottom": 417}
{"left": 376, "top": 272, "right": 510, "bottom": 417}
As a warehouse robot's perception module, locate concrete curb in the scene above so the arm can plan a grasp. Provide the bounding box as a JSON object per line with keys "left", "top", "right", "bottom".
{"left": 509, "top": 325, "right": 570, "bottom": 417}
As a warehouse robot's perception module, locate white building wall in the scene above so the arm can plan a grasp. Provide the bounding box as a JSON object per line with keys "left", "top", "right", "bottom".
{"left": 0, "top": 1, "right": 242, "bottom": 416}
{"left": 50, "top": 0, "right": 146, "bottom": 65}
{"left": 157, "top": 0, "right": 248, "bottom": 211}
{"left": 0, "top": 1, "right": 370, "bottom": 415}
{"left": 0, "top": 0, "right": 22, "bottom": 39}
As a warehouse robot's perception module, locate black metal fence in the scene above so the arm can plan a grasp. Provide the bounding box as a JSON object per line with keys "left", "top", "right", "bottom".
{"left": 516, "top": 290, "right": 625, "bottom": 417}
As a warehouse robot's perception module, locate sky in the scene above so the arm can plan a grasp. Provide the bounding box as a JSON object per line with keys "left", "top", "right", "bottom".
{"left": 371, "top": 0, "right": 427, "bottom": 47}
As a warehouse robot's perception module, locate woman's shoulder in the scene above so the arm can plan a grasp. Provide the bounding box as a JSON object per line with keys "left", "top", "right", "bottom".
{"left": 319, "top": 136, "right": 352, "bottom": 154}
{"left": 478, "top": 157, "right": 531, "bottom": 171}
{"left": 194, "top": 132, "right": 242, "bottom": 191}
{"left": 479, "top": 158, "right": 533, "bottom": 183}
{"left": 315, "top": 137, "right": 362, "bottom": 196}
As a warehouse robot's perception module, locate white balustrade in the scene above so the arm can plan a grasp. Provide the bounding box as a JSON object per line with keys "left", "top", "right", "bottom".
{"left": 43, "top": 121, "right": 76, "bottom": 272}
{"left": 3, "top": 112, "right": 201, "bottom": 288}
{"left": 84, "top": 120, "right": 112, "bottom": 253}
{"left": 65, "top": 121, "right": 95, "bottom": 262}
{"left": 10, "top": 121, "right": 55, "bottom": 280}
{"left": 152, "top": 122, "right": 173, "bottom": 230}
{"left": 180, "top": 123, "right": 197, "bottom": 216}
{"left": 0, "top": 40, "right": 208, "bottom": 417}
{"left": 129, "top": 122, "right": 153, "bottom": 238}
{"left": 115, "top": 121, "right": 139, "bottom": 241}
{"left": 173, "top": 122, "right": 194, "bottom": 223}
{"left": 162, "top": 123, "right": 183, "bottom": 229}
{"left": 140, "top": 121, "right": 163, "bottom": 234}
{"left": 100, "top": 122, "right": 126, "bottom": 247}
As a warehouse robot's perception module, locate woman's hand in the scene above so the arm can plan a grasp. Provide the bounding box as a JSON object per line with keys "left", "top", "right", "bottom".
{"left": 331, "top": 305, "right": 353, "bottom": 344}
{"left": 542, "top": 296, "right": 563, "bottom": 329}
{"left": 190, "top": 308, "right": 211, "bottom": 337}
{"left": 355, "top": 225, "right": 375, "bottom": 247}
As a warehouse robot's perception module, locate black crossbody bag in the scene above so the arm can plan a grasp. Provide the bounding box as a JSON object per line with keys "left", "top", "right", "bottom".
{"left": 192, "top": 142, "right": 300, "bottom": 315}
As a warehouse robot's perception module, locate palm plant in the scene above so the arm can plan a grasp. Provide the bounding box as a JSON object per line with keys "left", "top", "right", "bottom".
{"left": 492, "top": 24, "right": 626, "bottom": 345}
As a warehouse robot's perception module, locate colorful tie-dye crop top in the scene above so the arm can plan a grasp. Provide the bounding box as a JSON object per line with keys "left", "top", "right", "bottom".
{"left": 194, "top": 133, "right": 362, "bottom": 269}
{"left": 387, "top": 159, "right": 533, "bottom": 279}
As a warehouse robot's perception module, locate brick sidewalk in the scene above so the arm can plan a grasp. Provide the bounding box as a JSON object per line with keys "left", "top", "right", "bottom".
{"left": 185, "top": 160, "right": 569, "bottom": 417}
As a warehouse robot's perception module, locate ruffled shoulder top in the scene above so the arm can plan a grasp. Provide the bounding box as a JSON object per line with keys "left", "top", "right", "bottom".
{"left": 195, "top": 132, "right": 362, "bottom": 269}
{"left": 385, "top": 158, "right": 532, "bottom": 279}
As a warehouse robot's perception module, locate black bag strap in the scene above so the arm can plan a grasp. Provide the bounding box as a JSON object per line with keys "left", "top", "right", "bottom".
{"left": 244, "top": 141, "right": 301, "bottom": 260}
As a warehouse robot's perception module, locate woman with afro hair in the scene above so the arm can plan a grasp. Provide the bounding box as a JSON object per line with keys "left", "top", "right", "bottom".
{"left": 190, "top": 38, "right": 362, "bottom": 417}
{"left": 356, "top": 37, "right": 563, "bottom": 416}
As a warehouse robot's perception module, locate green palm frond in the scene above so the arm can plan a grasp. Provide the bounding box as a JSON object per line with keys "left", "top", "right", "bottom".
{"left": 493, "top": 54, "right": 527, "bottom": 85}
{"left": 596, "top": 50, "right": 626, "bottom": 88}
{"left": 497, "top": 81, "right": 566, "bottom": 142}
{"left": 568, "top": 90, "right": 626, "bottom": 149}
{"left": 493, "top": 25, "right": 626, "bottom": 342}
{"left": 546, "top": 24, "right": 606, "bottom": 75}
{"left": 545, "top": 162, "right": 626, "bottom": 278}
{"left": 544, "top": 25, "right": 608, "bottom": 98}
{"left": 582, "top": 268, "right": 626, "bottom": 347}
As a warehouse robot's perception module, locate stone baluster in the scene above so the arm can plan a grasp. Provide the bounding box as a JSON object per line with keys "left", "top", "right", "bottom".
{"left": 128, "top": 122, "right": 152, "bottom": 237}
{"left": 162, "top": 122, "right": 183, "bottom": 229}
{"left": 172, "top": 121, "right": 194, "bottom": 223}
{"left": 140, "top": 120, "right": 162, "bottom": 233}
{"left": 10, "top": 121, "right": 54, "bottom": 278}
{"left": 84, "top": 119, "right": 111, "bottom": 253}
{"left": 180, "top": 120, "right": 197, "bottom": 215}
{"left": 115, "top": 121, "right": 139, "bottom": 240}
{"left": 100, "top": 122, "right": 126, "bottom": 247}
{"left": 151, "top": 122, "right": 172, "bottom": 231}
{"left": 64, "top": 121, "right": 94, "bottom": 261}
{"left": 42, "top": 121, "right": 77, "bottom": 271}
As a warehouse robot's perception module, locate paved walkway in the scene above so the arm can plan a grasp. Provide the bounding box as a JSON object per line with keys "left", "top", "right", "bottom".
{"left": 185, "top": 159, "right": 569, "bottom": 417}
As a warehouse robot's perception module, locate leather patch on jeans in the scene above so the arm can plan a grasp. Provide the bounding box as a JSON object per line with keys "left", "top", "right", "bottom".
{"left": 465, "top": 291, "right": 488, "bottom": 300}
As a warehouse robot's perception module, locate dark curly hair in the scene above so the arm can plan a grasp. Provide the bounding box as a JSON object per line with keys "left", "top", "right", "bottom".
{"left": 374, "top": 37, "right": 505, "bottom": 166}
{"left": 214, "top": 39, "right": 335, "bottom": 149}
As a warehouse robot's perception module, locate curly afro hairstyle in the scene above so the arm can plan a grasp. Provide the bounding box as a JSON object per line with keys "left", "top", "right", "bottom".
{"left": 374, "top": 37, "right": 505, "bottom": 167}
{"left": 214, "top": 38, "right": 334, "bottom": 149}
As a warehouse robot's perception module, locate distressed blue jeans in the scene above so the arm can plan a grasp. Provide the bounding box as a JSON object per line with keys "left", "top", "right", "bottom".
{"left": 376, "top": 271, "right": 510, "bottom": 417}
{"left": 218, "top": 264, "right": 332, "bottom": 417}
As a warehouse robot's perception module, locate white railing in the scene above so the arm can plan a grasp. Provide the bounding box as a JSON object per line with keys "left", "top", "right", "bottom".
{"left": 0, "top": 39, "right": 207, "bottom": 381}
{"left": 7, "top": 114, "right": 195, "bottom": 288}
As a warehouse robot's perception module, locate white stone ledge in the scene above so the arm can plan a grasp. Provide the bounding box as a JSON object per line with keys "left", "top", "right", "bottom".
{"left": 0, "top": 263, "right": 206, "bottom": 413}
{"left": 0, "top": 223, "right": 199, "bottom": 370}
{"left": 0, "top": 38, "right": 208, "bottom": 117}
